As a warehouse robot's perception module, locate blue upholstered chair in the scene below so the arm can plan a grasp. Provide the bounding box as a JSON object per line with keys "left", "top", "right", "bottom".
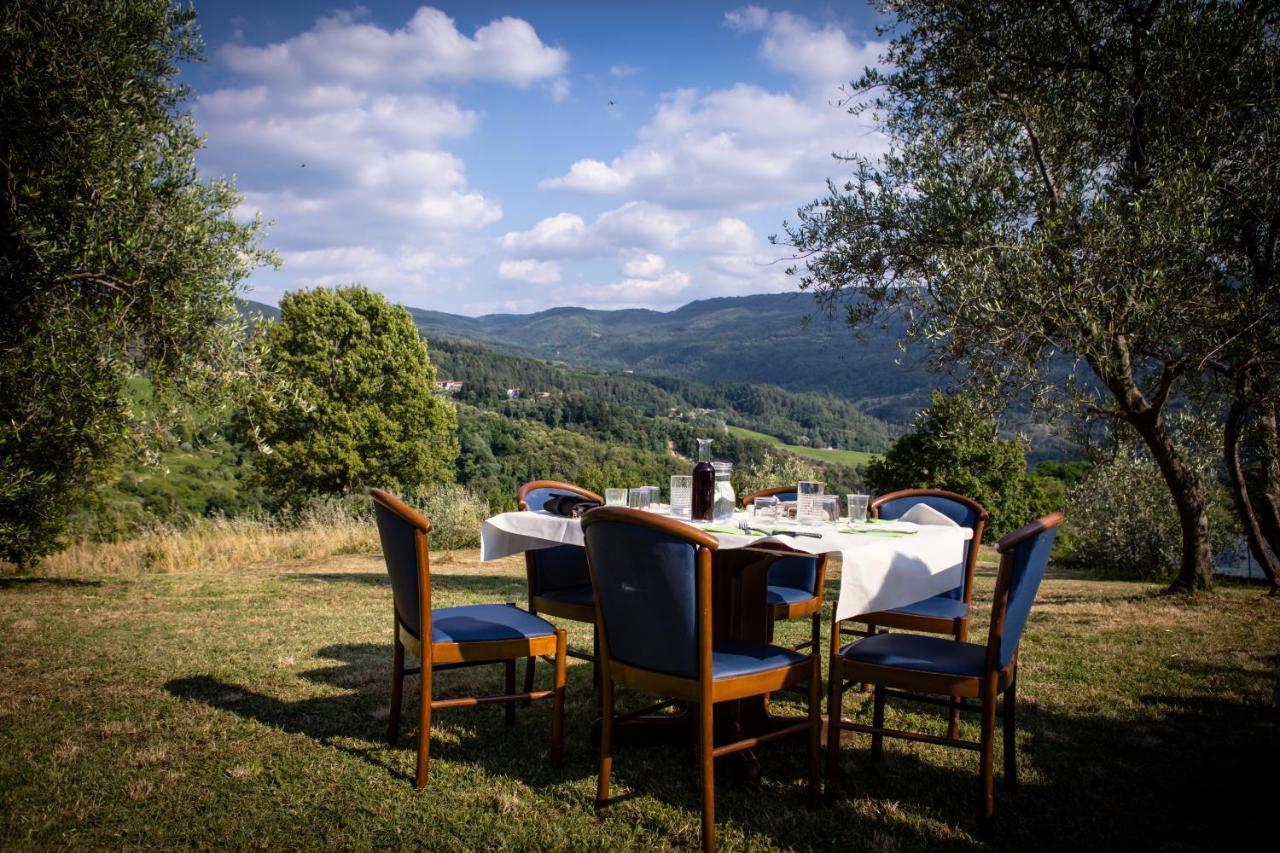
{"left": 742, "top": 487, "right": 828, "bottom": 652}
{"left": 372, "top": 488, "right": 567, "bottom": 789}
{"left": 516, "top": 480, "right": 604, "bottom": 698}
{"left": 852, "top": 489, "right": 988, "bottom": 736}
{"left": 826, "top": 512, "right": 1064, "bottom": 831}
{"left": 582, "top": 507, "right": 821, "bottom": 852}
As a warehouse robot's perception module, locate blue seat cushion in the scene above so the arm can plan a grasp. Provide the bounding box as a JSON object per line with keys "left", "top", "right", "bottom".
{"left": 537, "top": 584, "right": 594, "bottom": 609}
{"left": 429, "top": 604, "right": 555, "bottom": 645}
{"left": 767, "top": 584, "right": 817, "bottom": 608}
{"left": 712, "top": 638, "right": 807, "bottom": 679}
{"left": 880, "top": 593, "right": 968, "bottom": 620}
{"left": 841, "top": 633, "right": 987, "bottom": 678}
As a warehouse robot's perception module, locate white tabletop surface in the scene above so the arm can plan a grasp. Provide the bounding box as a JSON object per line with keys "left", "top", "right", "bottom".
{"left": 481, "top": 509, "right": 973, "bottom": 621}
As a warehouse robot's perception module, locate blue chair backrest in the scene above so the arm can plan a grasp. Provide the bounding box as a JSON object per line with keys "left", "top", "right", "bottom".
{"left": 876, "top": 494, "right": 983, "bottom": 600}
{"left": 584, "top": 520, "right": 700, "bottom": 679}
{"left": 521, "top": 487, "right": 564, "bottom": 512}
{"left": 529, "top": 544, "right": 591, "bottom": 593}
{"left": 995, "top": 524, "right": 1059, "bottom": 668}
{"left": 521, "top": 485, "right": 594, "bottom": 593}
{"left": 374, "top": 501, "right": 425, "bottom": 639}
{"left": 768, "top": 555, "right": 818, "bottom": 594}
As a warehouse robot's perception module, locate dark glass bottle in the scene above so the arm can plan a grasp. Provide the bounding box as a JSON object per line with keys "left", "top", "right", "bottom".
{"left": 692, "top": 438, "right": 715, "bottom": 521}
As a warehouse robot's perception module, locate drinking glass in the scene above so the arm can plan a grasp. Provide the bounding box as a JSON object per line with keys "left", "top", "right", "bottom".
{"left": 669, "top": 475, "right": 693, "bottom": 519}
{"left": 605, "top": 488, "right": 627, "bottom": 507}
{"left": 796, "top": 481, "right": 824, "bottom": 525}
{"left": 817, "top": 495, "right": 840, "bottom": 526}
{"left": 847, "top": 494, "right": 870, "bottom": 524}
{"left": 628, "top": 488, "right": 648, "bottom": 509}
{"left": 640, "top": 485, "right": 660, "bottom": 510}
{"left": 752, "top": 495, "right": 779, "bottom": 523}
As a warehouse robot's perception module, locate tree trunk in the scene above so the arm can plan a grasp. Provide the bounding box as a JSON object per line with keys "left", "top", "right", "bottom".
{"left": 1256, "top": 410, "right": 1280, "bottom": 578}
{"left": 1224, "top": 399, "right": 1280, "bottom": 590}
{"left": 1129, "top": 412, "right": 1215, "bottom": 592}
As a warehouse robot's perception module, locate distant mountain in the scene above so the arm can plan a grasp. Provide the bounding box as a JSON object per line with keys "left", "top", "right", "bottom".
{"left": 236, "top": 298, "right": 280, "bottom": 324}
{"left": 406, "top": 293, "right": 937, "bottom": 424}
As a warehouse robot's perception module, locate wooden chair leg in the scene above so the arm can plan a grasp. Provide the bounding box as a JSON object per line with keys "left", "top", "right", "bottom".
{"left": 522, "top": 656, "right": 536, "bottom": 708}
{"left": 551, "top": 629, "right": 566, "bottom": 770}
{"left": 388, "top": 629, "right": 404, "bottom": 744}
{"left": 948, "top": 620, "right": 964, "bottom": 738}
{"left": 416, "top": 658, "right": 432, "bottom": 789}
{"left": 699, "top": 696, "right": 716, "bottom": 853}
{"left": 978, "top": 683, "right": 997, "bottom": 832}
{"left": 825, "top": 637, "right": 843, "bottom": 803}
{"left": 810, "top": 611, "right": 821, "bottom": 653}
{"left": 504, "top": 659, "right": 517, "bottom": 726}
{"left": 807, "top": 656, "right": 821, "bottom": 810}
{"left": 1003, "top": 673, "right": 1018, "bottom": 790}
{"left": 522, "top": 603, "right": 538, "bottom": 707}
{"left": 592, "top": 626, "right": 602, "bottom": 713}
{"left": 596, "top": 669, "right": 614, "bottom": 805}
{"left": 870, "top": 685, "right": 885, "bottom": 761}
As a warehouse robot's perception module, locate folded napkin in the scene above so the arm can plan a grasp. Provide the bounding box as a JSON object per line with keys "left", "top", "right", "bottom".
{"left": 900, "top": 502, "right": 959, "bottom": 527}
{"left": 541, "top": 493, "right": 602, "bottom": 518}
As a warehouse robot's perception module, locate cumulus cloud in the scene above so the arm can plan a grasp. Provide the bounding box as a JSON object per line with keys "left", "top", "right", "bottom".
{"left": 620, "top": 252, "right": 666, "bottom": 279}
{"left": 196, "top": 6, "right": 566, "bottom": 305}
{"left": 498, "top": 259, "right": 562, "bottom": 284}
{"left": 725, "top": 6, "right": 885, "bottom": 85}
{"left": 220, "top": 7, "right": 567, "bottom": 87}
{"left": 541, "top": 82, "right": 886, "bottom": 210}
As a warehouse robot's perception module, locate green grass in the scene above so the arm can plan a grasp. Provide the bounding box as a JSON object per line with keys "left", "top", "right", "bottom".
{"left": 727, "top": 425, "right": 880, "bottom": 467}
{"left": 2, "top": 546, "right": 1277, "bottom": 850}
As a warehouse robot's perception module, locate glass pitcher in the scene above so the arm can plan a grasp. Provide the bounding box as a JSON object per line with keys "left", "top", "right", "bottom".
{"left": 712, "top": 461, "right": 735, "bottom": 521}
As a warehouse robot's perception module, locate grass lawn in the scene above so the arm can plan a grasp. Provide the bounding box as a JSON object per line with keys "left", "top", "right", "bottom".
{"left": 2, "top": 544, "right": 1277, "bottom": 850}
{"left": 726, "top": 425, "right": 880, "bottom": 467}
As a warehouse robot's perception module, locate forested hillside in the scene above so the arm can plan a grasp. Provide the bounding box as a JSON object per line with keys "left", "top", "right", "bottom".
{"left": 404, "top": 293, "right": 935, "bottom": 424}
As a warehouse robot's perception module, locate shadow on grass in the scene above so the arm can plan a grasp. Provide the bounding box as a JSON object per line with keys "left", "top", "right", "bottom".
{"left": 0, "top": 576, "right": 102, "bottom": 590}
{"left": 818, "top": 686, "right": 1278, "bottom": 850}
{"left": 163, "top": 646, "right": 1278, "bottom": 850}
{"left": 166, "top": 640, "right": 590, "bottom": 790}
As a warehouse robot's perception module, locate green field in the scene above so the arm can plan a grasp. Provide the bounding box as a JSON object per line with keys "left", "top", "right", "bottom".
{"left": 727, "top": 425, "right": 880, "bottom": 467}
{"left": 2, "top": 541, "right": 1276, "bottom": 849}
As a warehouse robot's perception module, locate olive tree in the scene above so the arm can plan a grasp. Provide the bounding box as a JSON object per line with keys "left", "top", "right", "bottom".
{"left": 779, "top": 0, "right": 1280, "bottom": 590}
{"left": 238, "top": 286, "right": 459, "bottom": 503}
{"left": 0, "top": 0, "right": 272, "bottom": 566}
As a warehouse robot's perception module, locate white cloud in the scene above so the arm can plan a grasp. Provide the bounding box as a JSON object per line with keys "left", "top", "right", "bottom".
{"left": 725, "top": 6, "right": 885, "bottom": 85}
{"left": 609, "top": 63, "right": 641, "bottom": 78}
{"left": 620, "top": 252, "right": 666, "bottom": 279}
{"left": 220, "top": 7, "right": 567, "bottom": 87}
{"left": 499, "top": 259, "right": 562, "bottom": 284}
{"left": 570, "top": 269, "right": 693, "bottom": 309}
{"left": 541, "top": 83, "right": 884, "bottom": 210}
{"left": 549, "top": 77, "right": 571, "bottom": 103}
{"left": 197, "top": 6, "right": 566, "bottom": 306}
{"left": 499, "top": 212, "right": 591, "bottom": 256}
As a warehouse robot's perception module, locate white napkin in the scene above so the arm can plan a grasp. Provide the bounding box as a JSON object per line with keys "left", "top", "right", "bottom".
{"left": 900, "top": 502, "right": 959, "bottom": 527}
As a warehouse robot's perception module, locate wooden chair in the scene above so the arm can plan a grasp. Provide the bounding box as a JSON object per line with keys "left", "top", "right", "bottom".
{"left": 372, "top": 488, "right": 567, "bottom": 788}
{"left": 825, "top": 512, "right": 1064, "bottom": 831}
{"left": 849, "top": 489, "right": 988, "bottom": 736}
{"left": 741, "top": 487, "right": 829, "bottom": 652}
{"left": 516, "top": 480, "right": 604, "bottom": 699}
{"left": 582, "top": 507, "right": 821, "bottom": 852}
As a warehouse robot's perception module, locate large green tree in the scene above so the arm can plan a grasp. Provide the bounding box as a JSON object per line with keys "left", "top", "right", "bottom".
{"left": 866, "top": 391, "right": 1047, "bottom": 539}
{"left": 240, "top": 286, "right": 459, "bottom": 502}
{"left": 780, "top": 0, "right": 1280, "bottom": 590}
{"left": 0, "top": 0, "right": 272, "bottom": 566}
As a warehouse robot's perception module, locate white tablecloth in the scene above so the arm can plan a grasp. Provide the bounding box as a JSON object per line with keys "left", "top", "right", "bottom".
{"left": 481, "top": 510, "right": 972, "bottom": 621}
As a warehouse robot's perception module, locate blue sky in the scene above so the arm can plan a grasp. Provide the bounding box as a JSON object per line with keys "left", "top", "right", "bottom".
{"left": 186, "top": 2, "right": 891, "bottom": 314}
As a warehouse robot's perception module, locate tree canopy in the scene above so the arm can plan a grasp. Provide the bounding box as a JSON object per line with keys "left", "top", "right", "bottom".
{"left": 780, "top": 0, "right": 1280, "bottom": 590}
{"left": 866, "top": 391, "right": 1047, "bottom": 539}
{"left": 239, "top": 286, "right": 459, "bottom": 502}
{"left": 0, "top": 0, "right": 272, "bottom": 566}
